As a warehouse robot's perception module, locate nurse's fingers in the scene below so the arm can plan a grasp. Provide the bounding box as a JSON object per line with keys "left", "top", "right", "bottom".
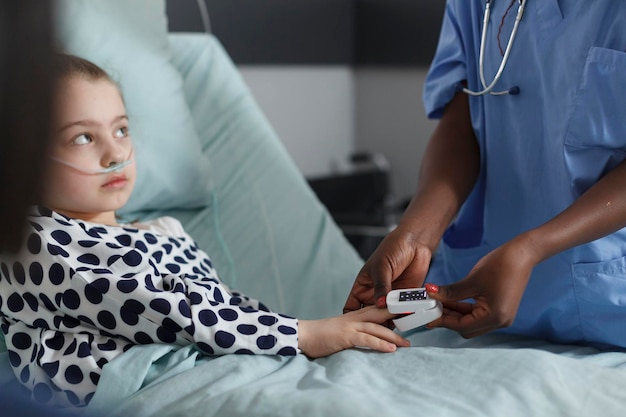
{"left": 343, "top": 273, "right": 380, "bottom": 313}
{"left": 427, "top": 301, "right": 495, "bottom": 337}
{"left": 425, "top": 301, "right": 470, "bottom": 327}
{"left": 438, "top": 300, "right": 475, "bottom": 315}
{"left": 424, "top": 282, "right": 512, "bottom": 336}
{"left": 425, "top": 282, "right": 478, "bottom": 304}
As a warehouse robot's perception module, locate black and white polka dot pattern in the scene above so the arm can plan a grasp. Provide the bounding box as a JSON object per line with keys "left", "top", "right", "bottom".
{"left": 0, "top": 207, "right": 298, "bottom": 407}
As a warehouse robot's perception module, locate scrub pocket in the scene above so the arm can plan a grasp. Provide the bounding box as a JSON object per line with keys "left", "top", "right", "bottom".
{"left": 571, "top": 255, "right": 626, "bottom": 348}
{"left": 564, "top": 47, "right": 626, "bottom": 195}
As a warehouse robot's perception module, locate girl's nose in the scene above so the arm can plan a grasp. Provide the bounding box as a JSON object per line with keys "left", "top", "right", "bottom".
{"left": 101, "top": 137, "right": 130, "bottom": 168}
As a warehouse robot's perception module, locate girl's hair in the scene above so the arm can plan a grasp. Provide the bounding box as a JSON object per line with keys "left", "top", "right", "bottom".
{"left": 53, "top": 53, "right": 125, "bottom": 106}
{"left": 53, "top": 53, "right": 114, "bottom": 83}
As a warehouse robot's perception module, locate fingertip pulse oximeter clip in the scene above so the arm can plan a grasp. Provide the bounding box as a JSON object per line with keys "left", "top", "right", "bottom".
{"left": 386, "top": 288, "right": 443, "bottom": 332}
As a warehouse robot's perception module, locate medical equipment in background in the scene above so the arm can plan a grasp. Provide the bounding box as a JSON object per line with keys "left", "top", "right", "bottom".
{"left": 462, "top": 0, "right": 526, "bottom": 97}
{"left": 308, "top": 152, "right": 400, "bottom": 259}
{"left": 195, "top": 0, "right": 212, "bottom": 33}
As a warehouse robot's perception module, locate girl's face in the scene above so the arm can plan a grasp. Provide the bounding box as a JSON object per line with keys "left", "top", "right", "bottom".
{"left": 44, "top": 76, "right": 136, "bottom": 225}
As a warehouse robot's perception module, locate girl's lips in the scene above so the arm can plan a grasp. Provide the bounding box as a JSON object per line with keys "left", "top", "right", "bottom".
{"left": 102, "top": 175, "right": 128, "bottom": 188}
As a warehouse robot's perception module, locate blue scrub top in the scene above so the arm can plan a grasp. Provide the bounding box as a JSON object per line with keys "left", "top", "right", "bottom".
{"left": 423, "top": 0, "right": 626, "bottom": 348}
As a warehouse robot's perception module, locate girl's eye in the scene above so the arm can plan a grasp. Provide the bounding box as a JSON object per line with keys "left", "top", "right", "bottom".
{"left": 114, "top": 127, "right": 129, "bottom": 138}
{"left": 73, "top": 134, "right": 92, "bottom": 145}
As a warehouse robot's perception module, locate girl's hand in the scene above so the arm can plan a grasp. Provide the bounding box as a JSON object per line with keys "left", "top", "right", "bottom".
{"left": 343, "top": 228, "right": 433, "bottom": 313}
{"left": 298, "top": 306, "right": 410, "bottom": 358}
{"left": 426, "top": 237, "right": 539, "bottom": 338}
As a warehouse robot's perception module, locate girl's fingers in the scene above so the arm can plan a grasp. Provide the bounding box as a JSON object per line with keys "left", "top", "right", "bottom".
{"left": 357, "top": 322, "right": 410, "bottom": 347}
{"left": 340, "top": 305, "right": 411, "bottom": 352}
{"left": 353, "top": 304, "right": 398, "bottom": 322}
{"left": 351, "top": 332, "right": 398, "bottom": 353}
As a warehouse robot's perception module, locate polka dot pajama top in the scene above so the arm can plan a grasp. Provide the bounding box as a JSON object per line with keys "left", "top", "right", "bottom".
{"left": 0, "top": 207, "right": 299, "bottom": 407}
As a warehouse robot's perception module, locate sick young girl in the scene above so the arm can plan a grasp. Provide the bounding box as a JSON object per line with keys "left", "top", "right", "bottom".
{"left": 0, "top": 54, "right": 409, "bottom": 408}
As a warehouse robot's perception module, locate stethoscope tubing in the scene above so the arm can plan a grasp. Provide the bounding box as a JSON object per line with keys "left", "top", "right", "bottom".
{"left": 463, "top": 0, "right": 526, "bottom": 97}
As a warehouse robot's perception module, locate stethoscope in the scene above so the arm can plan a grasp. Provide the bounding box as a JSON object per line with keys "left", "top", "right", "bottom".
{"left": 463, "top": 0, "right": 527, "bottom": 97}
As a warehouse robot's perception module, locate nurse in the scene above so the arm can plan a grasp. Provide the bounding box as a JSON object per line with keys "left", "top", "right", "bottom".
{"left": 344, "top": 0, "right": 626, "bottom": 348}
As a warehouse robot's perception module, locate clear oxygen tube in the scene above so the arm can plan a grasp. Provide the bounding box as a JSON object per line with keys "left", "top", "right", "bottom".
{"left": 49, "top": 151, "right": 134, "bottom": 175}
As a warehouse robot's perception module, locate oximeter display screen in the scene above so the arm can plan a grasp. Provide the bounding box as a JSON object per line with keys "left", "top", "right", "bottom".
{"left": 399, "top": 289, "right": 427, "bottom": 302}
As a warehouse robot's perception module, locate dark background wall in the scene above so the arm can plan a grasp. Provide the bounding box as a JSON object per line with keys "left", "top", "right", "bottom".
{"left": 166, "top": 0, "right": 446, "bottom": 66}
{"left": 165, "top": 0, "right": 445, "bottom": 216}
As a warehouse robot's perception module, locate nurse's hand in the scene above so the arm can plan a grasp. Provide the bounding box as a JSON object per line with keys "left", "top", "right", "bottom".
{"left": 343, "top": 227, "right": 433, "bottom": 313}
{"left": 425, "top": 238, "right": 539, "bottom": 338}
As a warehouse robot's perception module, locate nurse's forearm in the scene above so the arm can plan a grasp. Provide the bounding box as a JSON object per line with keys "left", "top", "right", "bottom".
{"left": 522, "top": 160, "right": 626, "bottom": 263}
{"left": 399, "top": 92, "right": 480, "bottom": 251}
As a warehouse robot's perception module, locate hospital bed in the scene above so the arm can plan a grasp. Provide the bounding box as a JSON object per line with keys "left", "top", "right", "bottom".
{"left": 1, "top": 1, "right": 626, "bottom": 416}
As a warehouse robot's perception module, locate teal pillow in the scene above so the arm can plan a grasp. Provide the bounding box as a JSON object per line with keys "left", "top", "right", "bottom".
{"left": 166, "top": 34, "right": 364, "bottom": 319}
{"left": 54, "top": 0, "right": 212, "bottom": 215}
